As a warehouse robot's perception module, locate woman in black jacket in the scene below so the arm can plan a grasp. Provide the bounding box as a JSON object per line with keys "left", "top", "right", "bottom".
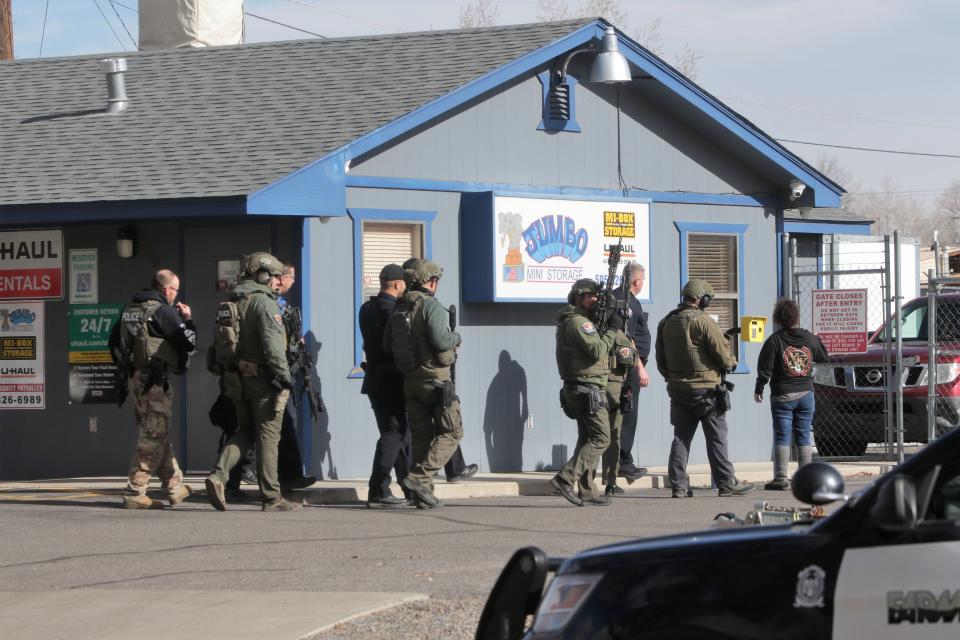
{"left": 754, "top": 299, "right": 828, "bottom": 490}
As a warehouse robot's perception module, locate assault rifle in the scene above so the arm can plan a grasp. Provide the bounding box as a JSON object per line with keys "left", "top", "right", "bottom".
{"left": 618, "top": 261, "right": 636, "bottom": 414}
{"left": 593, "top": 238, "right": 625, "bottom": 333}
{"left": 285, "top": 306, "right": 325, "bottom": 421}
{"left": 448, "top": 304, "right": 458, "bottom": 386}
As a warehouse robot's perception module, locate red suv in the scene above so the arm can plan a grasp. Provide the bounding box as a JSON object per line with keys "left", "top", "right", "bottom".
{"left": 812, "top": 293, "right": 960, "bottom": 456}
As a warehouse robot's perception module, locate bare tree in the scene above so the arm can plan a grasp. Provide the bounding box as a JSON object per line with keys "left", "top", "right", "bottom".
{"left": 933, "top": 180, "right": 960, "bottom": 243}
{"left": 459, "top": 0, "right": 500, "bottom": 28}
{"left": 535, "top": 0, "right": 700, "bottom": 78}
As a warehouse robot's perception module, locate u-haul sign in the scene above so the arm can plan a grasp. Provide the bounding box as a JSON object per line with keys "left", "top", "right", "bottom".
{"left": 0, "top": 229, "right": 64, "bottom": 300}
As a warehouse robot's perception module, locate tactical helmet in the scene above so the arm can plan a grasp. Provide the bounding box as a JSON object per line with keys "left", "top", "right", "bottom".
{"left": 791, "top": 461, "right": 845, "bottom": 505}
{"left": 570, "top": 278, "right": 599, "bottom": 296}
{"left": 682, "top": 279, "right": 716, "bottom": 301}
{"left": 405, "top": 259, "right": 443, "bottom": 286}
{"left": 243, "top": 252, "right": 284, "bottom": 277}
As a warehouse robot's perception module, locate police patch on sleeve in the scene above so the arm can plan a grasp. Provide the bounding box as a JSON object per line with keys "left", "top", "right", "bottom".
{"left": 580, "top": 321, "right": 597, "bottom": 335}
{"left": 274, "top": 314, "right": 283, "bottom": 325}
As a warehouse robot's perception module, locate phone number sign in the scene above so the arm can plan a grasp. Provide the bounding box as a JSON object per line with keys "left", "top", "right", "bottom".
{"left": 0, "top": 301, "right": 45, "bottom": 409}
{"left": 812, "top": 289, "right": 868, "bottom": 353}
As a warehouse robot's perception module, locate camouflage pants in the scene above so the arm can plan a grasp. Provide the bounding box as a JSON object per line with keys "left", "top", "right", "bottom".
{"left": 403, "top": 377, "right": 463, "bottom": 493}
{"left": 212, "top": 377, "right": 288, "bottom": 502}
{"left": 601, "top": 380, "right": 624, "bottom": 486}
{"left": 125, "top": 368, "right": 183, "bottom": 497}
{"left": 558, "top": 385, "right": 610, "bottom": 501}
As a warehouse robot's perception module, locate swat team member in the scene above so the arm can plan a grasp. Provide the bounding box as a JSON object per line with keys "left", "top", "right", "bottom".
{"left": 551, "top": 278, "right": 624, "bottom": 507}
{"left": 400, "top": 257, "right": 479, "bottom": 485}
{"left": 276, "top": 261, "right": 317, "bottom": 490}
{"left": 359, "top": 263, "right": 412, "bottom": 508}
{"left": 655, "top": 279, "right": 755, "bottom": 498}
{"left": 117, "top": 269, "right": 196, "bottom": 509}
{"left": 615, "top": 262, "right": 651, "bottom": 481}
{"left": 601, "top": 328, "right": 638, "bottom": 496}
{"left": 205, "top": 252, "right": 301, "bottom": 512}
{"left": 385, "top": 259, "right": 462, "bottom": 509}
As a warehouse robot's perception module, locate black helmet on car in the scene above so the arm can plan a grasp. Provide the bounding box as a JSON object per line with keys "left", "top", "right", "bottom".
{"left": 792, "top": 461, "right": 845, "bottom": 505}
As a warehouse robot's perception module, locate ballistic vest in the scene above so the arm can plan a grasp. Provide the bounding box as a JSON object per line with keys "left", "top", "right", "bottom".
{"left": 120, "top": 299, "right": 181, "bottom": 372}
{"left": 555, "top": 305, "right": 610, "bottom": 385}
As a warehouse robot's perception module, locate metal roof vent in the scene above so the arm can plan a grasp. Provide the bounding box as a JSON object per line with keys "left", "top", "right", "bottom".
{"left": 99, "top": 58, "right": 129, "bottom": 114}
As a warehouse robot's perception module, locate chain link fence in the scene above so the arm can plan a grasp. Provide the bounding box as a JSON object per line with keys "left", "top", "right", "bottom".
{"left": 792, "top": 262, "right": 894, "bottom": 458}
{"left": 922, "top": 275, "right": 960, "bottom": 444}
{"left": 788, "top": 234, "right": 960, "bottom": 461}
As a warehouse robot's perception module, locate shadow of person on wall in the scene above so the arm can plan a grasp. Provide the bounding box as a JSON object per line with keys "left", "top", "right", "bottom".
{"left": 483, "top": 350, "right": 528, "bottom": 472}
{"left": 304, "top": 333, "right": 336, "bottom": 480}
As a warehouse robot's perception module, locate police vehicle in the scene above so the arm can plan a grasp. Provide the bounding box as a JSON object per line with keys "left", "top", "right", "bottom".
{"left": 477, "top": 426, "right": 960, "bottom": 639}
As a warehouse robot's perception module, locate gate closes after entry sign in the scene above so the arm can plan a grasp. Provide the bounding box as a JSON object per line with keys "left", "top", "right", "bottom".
{"left": 812, "top": 289, "right": 868, "bottom": 353}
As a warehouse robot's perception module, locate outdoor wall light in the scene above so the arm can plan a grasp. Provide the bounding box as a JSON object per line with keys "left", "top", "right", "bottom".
{"left": 116, "top": 226, "right": 136, "bottom": 258}
{"left": 789, "top": 179, "right": 807, "bottom": 201}
{"left": 546, "top": 26, "right": 632, "bottom": 121}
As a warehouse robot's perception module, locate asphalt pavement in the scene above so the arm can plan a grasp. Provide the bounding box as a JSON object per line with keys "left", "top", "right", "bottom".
{"left": 0, "top": 465, "right": 883, "bottom": 639}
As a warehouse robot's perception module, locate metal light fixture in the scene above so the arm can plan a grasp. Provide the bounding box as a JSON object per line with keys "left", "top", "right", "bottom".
{"left": 547, "top": 27, "right": 632, "bottom": 121}
{"left": 589, "top": 27, "right": 632, "bottom": 84}
{"left": 116, "top": 226, "right": 136, "bottom": 258}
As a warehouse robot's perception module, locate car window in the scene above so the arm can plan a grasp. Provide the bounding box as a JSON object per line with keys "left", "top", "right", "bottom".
{"left": 926, "top": 462, "right": 960, "bottom": 522}
{"left": 877, "top": 301, "right": 960, "bottom": 342}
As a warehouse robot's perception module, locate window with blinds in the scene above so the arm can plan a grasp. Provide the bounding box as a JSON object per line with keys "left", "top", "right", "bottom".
{"left": 361, "top": 222, "right": 423, "bottom": 299}
{"left": 688, "top": 233, "right": 739, "bottom": 356}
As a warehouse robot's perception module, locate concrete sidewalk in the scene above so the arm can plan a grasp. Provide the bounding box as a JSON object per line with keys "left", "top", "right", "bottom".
{"left": 0, "top": 590, "right": 428, "bottom": 640}
{"left": 0, "top": 460, "right": 892, "bottom": 504}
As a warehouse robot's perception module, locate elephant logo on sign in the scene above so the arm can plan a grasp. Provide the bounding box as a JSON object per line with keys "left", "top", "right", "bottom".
{"left": 498, "top": 211, "right": 525, "bottom": 283}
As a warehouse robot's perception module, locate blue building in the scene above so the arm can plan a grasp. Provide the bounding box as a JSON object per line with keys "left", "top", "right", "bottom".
{"left": 0, "top": 19, "right": 862, "bottom": 480}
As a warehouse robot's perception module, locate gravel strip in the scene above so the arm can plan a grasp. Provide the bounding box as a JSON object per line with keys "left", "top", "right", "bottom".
{"left": 311, "top": 596, "right": 486, "bottom": 640}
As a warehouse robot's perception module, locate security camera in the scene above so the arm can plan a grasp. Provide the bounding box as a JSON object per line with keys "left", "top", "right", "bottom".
{"left": 789, "top": 179, "right": 807, "bottom": 201}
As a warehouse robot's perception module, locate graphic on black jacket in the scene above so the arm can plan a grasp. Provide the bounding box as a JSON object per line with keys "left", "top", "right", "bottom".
{"left": 783, "top": 345, "right": 813, "bottom": 377}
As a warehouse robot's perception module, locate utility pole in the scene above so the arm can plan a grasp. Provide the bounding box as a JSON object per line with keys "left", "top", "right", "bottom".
{"left": 0, "top": 0, "right": 13, "bottom": 61}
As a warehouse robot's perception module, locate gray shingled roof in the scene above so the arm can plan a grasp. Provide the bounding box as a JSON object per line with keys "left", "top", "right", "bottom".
{"left": 0, "top": 20, "right": 589, "bottom": 207}
{"left": 784, "top": 208, "right": 873, "bottom": 224}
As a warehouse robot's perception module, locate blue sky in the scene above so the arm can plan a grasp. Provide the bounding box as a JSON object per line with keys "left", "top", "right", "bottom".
{"left": 9, "top": 0, "right": 960, "bottom": 204}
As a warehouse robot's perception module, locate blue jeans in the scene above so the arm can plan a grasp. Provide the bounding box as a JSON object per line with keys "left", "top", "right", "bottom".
{"left": 771, "top": 391, "right": 815, "bottom": 447}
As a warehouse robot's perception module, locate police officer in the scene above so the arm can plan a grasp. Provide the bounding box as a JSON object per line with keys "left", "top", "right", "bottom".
{"left": 385, "top": 259, "right": 462, "bottom": 509}
{"left": 601, "top": 327, "right": 638, "bottom": 496}
{"left": 119, "top": 269, "right": 197, "bottom": 509}
{"left": 655, "top": 279, "right": 755, "bottom": 498}
{"left": 359, "top": 263, "right": 412, "bottom": 508}
{"left": 551, "top": 278, "right": 624, "bottom": 507}
{"left": 276, "top": 261, "right": 317, "bottom": 490}
{"left": 615, "top": 262, "right": 651, "bottom": 481}
{"left": 400, "top": 258, "right": 478, "bottom": 485}
{"left": 205, "top": 252, "right": 301, "bottom": 512}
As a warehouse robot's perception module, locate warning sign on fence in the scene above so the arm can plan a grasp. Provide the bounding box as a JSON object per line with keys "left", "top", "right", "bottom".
{"left": 812, "top": 289, "right": 868, "bottom": 353}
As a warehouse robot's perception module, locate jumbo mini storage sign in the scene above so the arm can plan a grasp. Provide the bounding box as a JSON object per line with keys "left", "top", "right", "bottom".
{"left": 0, "top": 229, "right": 64, "bottom": 300}
{"left": 0, "top": 301, "right": 45, "bottom": 409}
{"left": 462, "top": 193, "right": 651, "bottom": 302}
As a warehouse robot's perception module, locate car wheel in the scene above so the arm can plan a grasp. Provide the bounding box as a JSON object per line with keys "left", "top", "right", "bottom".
{"left": 814, "top": 435, "right": 867, "bottom": 457}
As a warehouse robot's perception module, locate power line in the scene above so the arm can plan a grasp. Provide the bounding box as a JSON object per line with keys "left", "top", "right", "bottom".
{"left": 38, "top": 0, "right": 50, "bottom": 57}
{"left": 90, "top": 0, "right": 127, "bottom": 51}
{"left": 110, "top": 2, "right": 325, "bottom": 40}
{"left": 776, "top": 138, "right": 960, "bottom": 159}
{"left": 726, "top": 96, "right": 960, "bottom": 132}
{"left": 108, "top": 0, "right": 136, "bottom": 49}
{"left": 279, "top": 0, "right": 395, "bottom": 30}
{"left": 244, "top": 11, "right": 325, "bottom": 38}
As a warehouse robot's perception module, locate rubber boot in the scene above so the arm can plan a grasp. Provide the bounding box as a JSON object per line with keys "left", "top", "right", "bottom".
{"left": 764, "top": 445, "right": 791, "bottom": 490}
{"left": 798, "top": 445, "right": 813, "bottom": 467}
